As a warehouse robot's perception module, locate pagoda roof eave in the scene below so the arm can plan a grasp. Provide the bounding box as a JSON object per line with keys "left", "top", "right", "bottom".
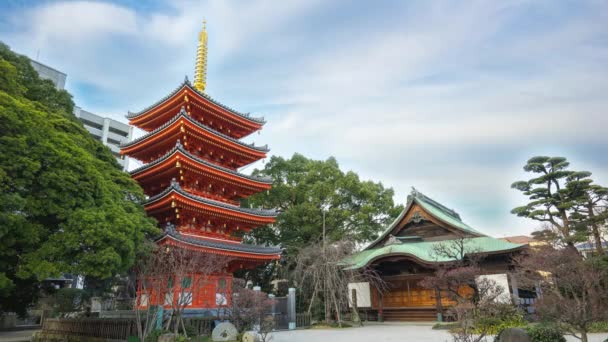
{"left": 120, "top": 108, "right": 270, "bottom": 154}
{"left": 130, "top": 141, "right": 273, "bottom": 185}
{"left": 126, "top": 77, "right": 266, "bottom": 124}
{"left": 156, "top": 228, "right": 282, "bottom": 257}
{"left": 146, "top": 180, "right": 278, "bottom": 218}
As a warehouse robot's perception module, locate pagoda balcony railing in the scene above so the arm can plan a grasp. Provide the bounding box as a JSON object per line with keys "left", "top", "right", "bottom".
{"left": 182, "top": 187, "right": 241, "bottom": 206}
{"left": 177, "top": 229, "right": 242, "bottom": 242}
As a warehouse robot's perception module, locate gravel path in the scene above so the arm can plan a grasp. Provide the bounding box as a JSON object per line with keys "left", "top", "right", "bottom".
{"left": 270, "top": 323, "right": 608, "bottom": 342}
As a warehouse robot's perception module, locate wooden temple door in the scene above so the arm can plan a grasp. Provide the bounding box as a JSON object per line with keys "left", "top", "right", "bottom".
{"left": 382, "top": 278, "right": 437, "bottom": 308}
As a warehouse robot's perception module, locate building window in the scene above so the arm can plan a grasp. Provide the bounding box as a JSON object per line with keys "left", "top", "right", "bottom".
{"left": 139, "top": 294, "right": 149, "bottom": 307}
{"left": 182, "top": 276, "right": 192, "bottom": 288}
{"left": 218, "top": 278, "right": 226, "bottom": 290}
{"left": 179, "top": 292, "right": 193, "bottom": 306}
{"left": 164, "top": 292, "right": 174, "bottom": 306}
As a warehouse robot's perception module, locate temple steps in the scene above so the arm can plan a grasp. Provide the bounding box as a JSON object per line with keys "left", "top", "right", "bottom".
{"left": 382, "top": 308, "right": 437, "bottom": 322}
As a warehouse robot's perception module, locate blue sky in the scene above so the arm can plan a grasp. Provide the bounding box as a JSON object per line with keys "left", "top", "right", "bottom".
{"left": 1, "top": 0, "right": 607, "bottom": 237}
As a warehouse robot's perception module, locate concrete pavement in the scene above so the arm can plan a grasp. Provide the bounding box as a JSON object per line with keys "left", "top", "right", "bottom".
{"left": 0, "top": 329, "right": 38, "bottom": 342}
{"left": 270, "top": 323, "right": 608, "bottom": 342}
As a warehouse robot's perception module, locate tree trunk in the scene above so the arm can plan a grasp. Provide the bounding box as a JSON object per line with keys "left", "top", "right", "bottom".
{"left": 307, "top": 280, "right": 318, "bottom": 315}
{"left": 434, "top": 288, "right": 444, "bottom": 322}
{"left": 588, "top": 202, "right": 604, "bottom": 255}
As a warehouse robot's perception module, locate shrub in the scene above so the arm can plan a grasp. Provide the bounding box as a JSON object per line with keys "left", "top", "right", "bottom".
{"left": 53, "top": 288, "right": 90, "bottom": 315}
{"left": 143, "top": 329, "right": 162, "bottom": 342}
{"left": 589, "top": 321, "right": 608, "bottom": 333}
{"left": 474, "top": 303, "right": 527, "bottom": 335}
{"left": 526, "top": 324, "right": 565, "bottom": 342}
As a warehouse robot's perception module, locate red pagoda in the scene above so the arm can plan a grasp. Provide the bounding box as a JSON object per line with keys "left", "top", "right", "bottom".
{"left": 120, "top": 23, "right": 281, "bottom": 311}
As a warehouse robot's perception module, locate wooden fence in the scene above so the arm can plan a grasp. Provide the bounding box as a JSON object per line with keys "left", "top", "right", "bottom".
{"left": 296, "top": 312, "right": 311, "bottom": 327}
{"left": 41, "top": 314, "right": 309, "bottom": 340}
{"left": 183, "top": 317, "right": 215, "bottom": 336}
{"left": 42, "top": 318, "right": 138, "bottom": 340}
{"left": 41, "top": 317, "right": 217, "bottom": 340}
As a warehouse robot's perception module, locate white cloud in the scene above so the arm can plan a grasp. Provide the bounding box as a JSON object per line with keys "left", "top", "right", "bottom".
{"left": 1, "top": 0, "right": 607, "bottom": 237}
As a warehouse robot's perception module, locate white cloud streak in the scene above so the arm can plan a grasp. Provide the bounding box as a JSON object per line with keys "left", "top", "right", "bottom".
{"left": 1, "top": 0, "right": 607, "bottom": 236}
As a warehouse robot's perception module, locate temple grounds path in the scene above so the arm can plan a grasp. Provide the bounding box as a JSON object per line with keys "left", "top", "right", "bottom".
{"left": 271, "top": 323, "right": 608, "bottom": 342}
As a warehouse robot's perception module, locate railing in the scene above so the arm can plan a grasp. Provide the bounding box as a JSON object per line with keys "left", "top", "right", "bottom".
{"left": 40, "top": 313, "right": 307, "bottom": 340}
{"left": 271, "top": 312, "right": 311, "bottom": 330}
{"left": 296, "top": 312, "right": 311, "bottom": 327}
{"left": 42, "top": 318, "right": 138, "bottom": 340}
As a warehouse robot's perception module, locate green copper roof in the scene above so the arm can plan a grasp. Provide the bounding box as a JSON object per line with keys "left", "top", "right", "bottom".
{"left": 366, "top": 189, "right": 484, "bottom": 250}
{"left": 343, "top": 237, "right": 525, "bottom": 270}
{"left": 414, "top": 192, "right": 483, "bottom": 236}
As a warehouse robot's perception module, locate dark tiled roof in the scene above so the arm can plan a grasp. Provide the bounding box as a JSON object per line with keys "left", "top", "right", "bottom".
{"left": 127, "top": 77, "right": 265, "bottom": 124}
{"left": 130, "top": 140, "right": 273, "bottom": 184}
{"left": 120, "top": 107, "right": 269, "bottom": 152}
{"left": 147, "top": 179, "right": 278, "bottom": 217}
{"left": 157, "top": 224, "right": 282, "bottom": 255}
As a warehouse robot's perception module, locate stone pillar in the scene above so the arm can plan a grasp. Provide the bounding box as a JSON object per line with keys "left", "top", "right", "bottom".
{"left": 288, "top": 288, "right": 296, "bottom": 330}
{"left": 268, "top": 293, "right": 276, "bottom": 316}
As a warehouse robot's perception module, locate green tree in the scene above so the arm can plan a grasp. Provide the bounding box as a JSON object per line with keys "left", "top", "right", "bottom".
{"left": 239, "top": 153, "right": 402, "bottom": 286}
{"left": 511, "top": 156, "right": 607, "bottom": 252}
{"left": 573, "top": 184, "right": 608, "bottom": 255}
{"left": 0, "top": 42, "right": 158, "bottom": 315}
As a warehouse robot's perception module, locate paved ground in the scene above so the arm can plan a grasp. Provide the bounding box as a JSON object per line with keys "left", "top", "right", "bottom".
{"left": 0, "top": 329, "right": 38, "bottom": 342}
{"left": 271, "top": 323, "right": 608, "bottom": 342}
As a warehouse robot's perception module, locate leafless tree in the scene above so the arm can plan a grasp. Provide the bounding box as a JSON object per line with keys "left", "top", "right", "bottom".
{"left": 229, "top": 278, "right": 274, "bottom": 332}
{"left": 131, "top": 243, "right": 233, "bottom": 339}
{"left": 420, "top": 238, "right": 511, "bottom": 342}
{"left": 514, "top": 246, "right": 608, "bottom": 342}
{"left": 294, "top": 240, "right": 387, "bottom": 327}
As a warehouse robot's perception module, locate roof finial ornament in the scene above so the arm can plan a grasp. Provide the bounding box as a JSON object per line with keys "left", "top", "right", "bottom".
{"left": 193, "top": 19, "right": 208, "bottom": 93}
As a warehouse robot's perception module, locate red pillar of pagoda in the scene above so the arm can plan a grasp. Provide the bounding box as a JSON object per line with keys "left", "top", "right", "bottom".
{"left": 121, "top": 77, "right": 281, "bottom": 311}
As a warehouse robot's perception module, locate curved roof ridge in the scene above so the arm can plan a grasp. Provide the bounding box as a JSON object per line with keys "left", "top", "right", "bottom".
{"left": 365, "top": 188, "right": 485, "bottom": 250}
{"left": 146, "top": 179, "right": 278, "bottom": 217}
{"left": 129, "top": 140, "right": 273, "bottom": 184}
{"left": 409, "top": 187, "right": 461, "bottom": 220}
{"left": 157, "top": 224, "right": 282, "bottom": 255}
{"left": 120, "top": 108, "right": 270, "bottom": 152}
{"left": 127, "top": 77, "right": 265, "bottom": 124}
{"left": 346, "top": 236, "right": 526, "bottom": 270}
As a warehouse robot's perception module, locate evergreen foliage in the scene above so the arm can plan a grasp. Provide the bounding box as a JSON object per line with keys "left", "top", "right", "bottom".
{"left": 511, "top": 156, "right": 608, "bottom": 250}
{"left": 240, "top": 153, "right": 403, "bottom": 287}
{"left": 0, "top": 42, "right": 158, "bottom": 314}
{"left": 525, "top": 324, "right": 566, "bottom": 342}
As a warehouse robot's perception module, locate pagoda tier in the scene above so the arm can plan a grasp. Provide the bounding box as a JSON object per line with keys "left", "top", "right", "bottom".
{"left": 156, "top": 225, "right": 281, "bottom": 268}
{"left": 145, "top": 180, "right": 277, "bottom": 240}
{"left": 120, "top": 108, "right": 268, "bottom": 168}
{"left": 130, "top": 141, "right": 272, "bottom": 205}
{"left": 127, "top": 78, "right": 264, "bottom": 138}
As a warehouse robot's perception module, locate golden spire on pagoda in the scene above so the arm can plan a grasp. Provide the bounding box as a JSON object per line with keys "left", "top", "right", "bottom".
{"left": 193, "top": 20, "right": 208, "bottom": 92}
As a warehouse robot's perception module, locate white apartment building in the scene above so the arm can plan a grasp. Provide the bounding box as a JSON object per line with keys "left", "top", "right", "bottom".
{"left": 29, "top": 59, "right": 131, "bottom": 170}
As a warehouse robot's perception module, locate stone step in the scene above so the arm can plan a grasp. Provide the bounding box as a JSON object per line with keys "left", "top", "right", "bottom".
{"left": 382, "top": 308, "right": 436, "bottom": 322}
